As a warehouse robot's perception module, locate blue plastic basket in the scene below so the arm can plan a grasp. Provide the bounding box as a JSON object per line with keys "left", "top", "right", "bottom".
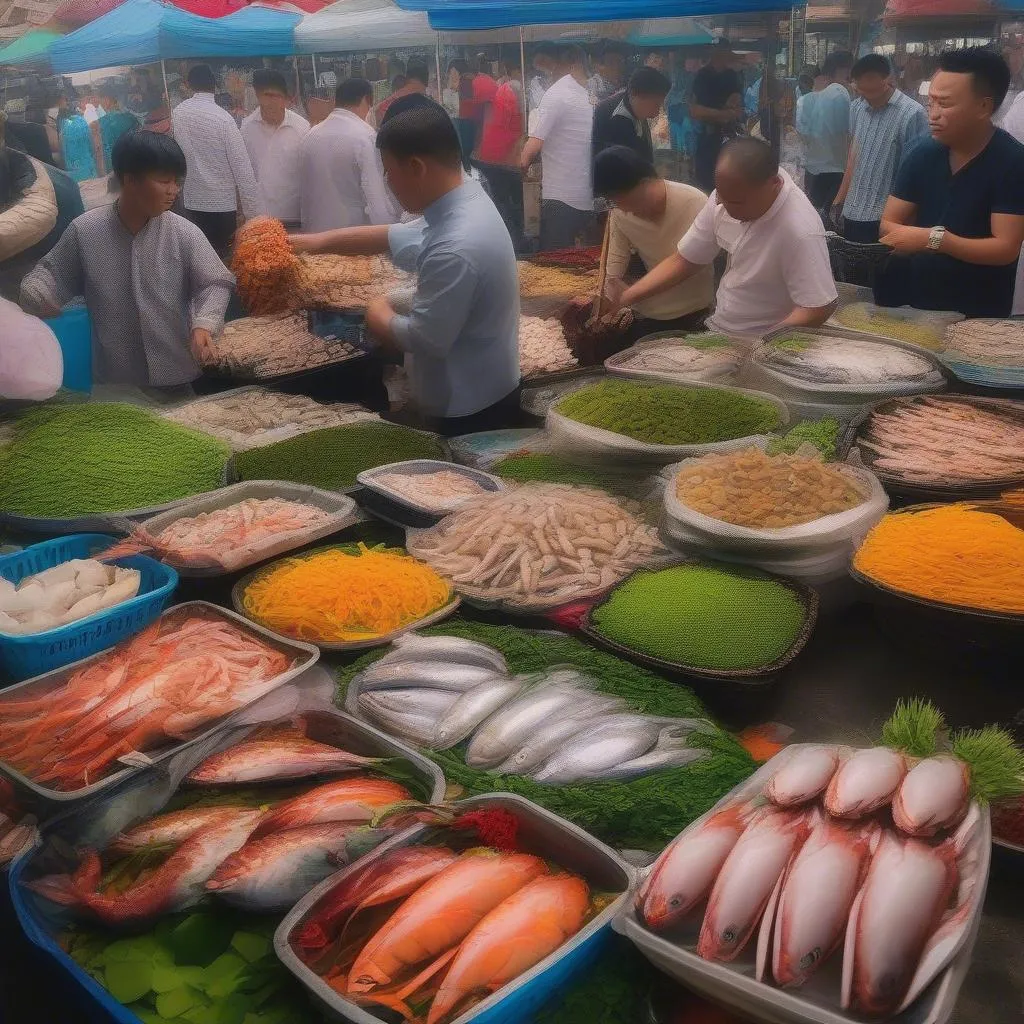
{"left": 0, "top": 534, "right": 178, "bottom": 682}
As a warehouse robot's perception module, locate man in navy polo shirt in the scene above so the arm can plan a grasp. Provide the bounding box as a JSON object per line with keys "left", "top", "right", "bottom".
{"left": 875, "top": 47, "right": 1024, "bottom": 318}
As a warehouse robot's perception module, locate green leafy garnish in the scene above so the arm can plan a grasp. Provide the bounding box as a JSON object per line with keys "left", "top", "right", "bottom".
{"left": 951, "top": 726, "right": 1024, "bottom": 803}
{"left": 881, "top": 698, "right": 945, "bottom": 758}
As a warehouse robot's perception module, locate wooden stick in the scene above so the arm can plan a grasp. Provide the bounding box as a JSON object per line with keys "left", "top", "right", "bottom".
{"left": 594, "top": 214, "right": 612, "bottom": 319}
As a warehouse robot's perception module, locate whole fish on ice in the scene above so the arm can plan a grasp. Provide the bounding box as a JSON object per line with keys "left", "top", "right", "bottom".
{"left": 891, "top": 756, "right": 970, "bottom": 837}
{"left": 771, "top": 817, "right": 879, "bottom": 987}
{"left": 764, "top": 746, "right": 840, "bottom": 808}
{"left": 432, "top": 676, "right": 526, "bottom": 750}
{"left": 355, "top": 660, "right": 505, "bottom": 694}
{"left": 206, "top": 822, "right": 388, "bottom": 910}
{"left": 641, "top": 802, "right": 752, "bottom": 930}
{"left": 110, "top": 804, "right": 253, "bottom": 854}
{"left": 253, "top": 777, "right": 411, "bottom": 836}
{"left": 372, "top": 634, "right": 508, "bottom": 674}
{"left": 357, "top": 696, "right": 447, "bottom": 746}
{"left": 697, "top": 809, "right": 810, "bottom": 962}
{"left": 824, "top": 746, "right": 907, "bottom": 819}
{"left": 358, "top": 688, "right": 459, "bottom": 717}
{"left": 492, "top": 706, "right": 625, "bottom": 776}
{"left": 842, "top": 830, "right": 958, "bottom": 1016}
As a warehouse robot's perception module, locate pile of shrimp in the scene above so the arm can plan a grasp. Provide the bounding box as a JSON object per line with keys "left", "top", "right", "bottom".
{"left": 231, "top": 218, "right": 302, "bottom": 315}
{"left": 0, "top": 611, "right": 295, "bottom": 790}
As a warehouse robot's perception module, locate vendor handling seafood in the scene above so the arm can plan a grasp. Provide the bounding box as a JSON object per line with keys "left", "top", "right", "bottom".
{"left": 612, "top": 136, "right": 838, "bottom": 344}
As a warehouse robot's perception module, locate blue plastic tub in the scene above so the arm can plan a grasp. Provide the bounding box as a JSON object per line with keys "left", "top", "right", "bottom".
{"left": 0, "top": 534, "right": 178, "bottom": 682}
{"left": 45, "top": 304, "right": 92, "bottom": 393}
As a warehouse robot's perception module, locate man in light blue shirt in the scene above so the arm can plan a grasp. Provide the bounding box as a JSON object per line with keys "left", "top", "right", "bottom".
{"left": 796, "top": 51, "right": 852, "bottom": 218}
{"left": 288, "top": 98, "right": 520, "bottom": 434}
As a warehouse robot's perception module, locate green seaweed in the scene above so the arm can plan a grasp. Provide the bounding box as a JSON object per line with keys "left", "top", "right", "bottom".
{"left": 337, "top": 619, "right": 755, "bottom": 849}
{"left": 880, "top": 698, "right": 945, "bottom": 758}
{"left": 951, "top": 726, "right": 1024, "bottom": 803}
{"left": 772, "top": 334, "right": 815, "bottom": 352}
{"left": 766, "top": 417, "right": 842, "bottom": 461}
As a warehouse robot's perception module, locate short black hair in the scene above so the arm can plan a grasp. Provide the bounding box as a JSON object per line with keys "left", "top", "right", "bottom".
{"left": 628, "top": 66, "right": 671, "bottom": 98}
{"left": 448, "top": 58, "right": 469, "bottom": 76}
{"left": 376, "top": 98, "right": 463, "bottom": 170}
{"left": 823, "top": 50, "right": 854, "bottom": 78}
{"left": 851, "top": 53, "right": 891, "bottom": 80}
{"left": 593, "top": 145, "right": 658, "bottom": 197}
{"left": 111, "top": 129, "right": 186, "bottom": 184}
{"left": 252, "top": 69, "right": 289, "bottom": 95}
{"left": 336, "top": 77, "right": 373, "bottom": 108}
{"left": 391, "top": 74, "right": 407, "bottom": 91}
{"left": 187, "top": 64, "right": 216, "bottom": 92}
{"left": 718, "top": 135, "right": 779, "bottom": 183}
{"left": 558, "top": 44, "right": 588, "bottom": 69}
{"left": 406, "top": 60, "right": 429, "bottom": 87}
{"left": 382, "top": 94, "right": 469, "bottom": 171}
{"left": 938, "top": 46, "right": 1011, "bottom": 110}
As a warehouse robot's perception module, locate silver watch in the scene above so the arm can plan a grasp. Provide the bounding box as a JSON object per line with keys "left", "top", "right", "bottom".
{"left": 927, "top": 226, "right": 946, "bottom": 251}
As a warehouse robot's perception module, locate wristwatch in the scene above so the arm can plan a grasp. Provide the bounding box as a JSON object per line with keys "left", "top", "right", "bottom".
{"left": 927, "top": 226, "right": 946, "bottom": 252}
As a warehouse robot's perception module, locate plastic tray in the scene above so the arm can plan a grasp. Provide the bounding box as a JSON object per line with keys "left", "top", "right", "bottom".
{"left": 854, "top": 395, "right": 1024, "bottom": 500}
{"left": 616, "top": 744, "right": 991, "bottom": 1024}
{"left": 357, "top": 460, "right": 506, "bottom": 519}
{"left": 604, "top": 331, "right": 745, "bottom": 386}
{"left": 751, "top": 326, "right": 947, "bottom": 402}
{"left": 828, "top": 303, "right": 962, "bottom": 353}
{"left": 276, "top": 792, "right": 636, "bottom": 1024}
{"left": 0, "top": 534, "right": 178, "bottom": 681}
{"left": 0, "top": 601, "right": 319, "bottom": 807}
{"left": 136, "top": 480, "right": 360, "bottom": 578}
{"left": 0, "top": 492, "right": 209, "bottom": 536}
{"left": 546, "top": 381, "right": 790, "bottom": 466}
{"left": 231, "top": 545, "right": 461, "bottom": 652}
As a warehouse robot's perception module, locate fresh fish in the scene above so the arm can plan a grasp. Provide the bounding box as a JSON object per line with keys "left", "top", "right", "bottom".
{"left": 529, "top": 716, "right": 681, "bottom": 785}
{"left": 357, "top": 696, "right": 445, "bottom": 746}
{"left": 373, "top": 634, "right": 508, "bottom": 674}
{"left": 466, "top": 684, "right": 611, "bottom": 768}
{"left": 206, "top": 823, "right": 388, "bottom": 911}
{"left": 596, "top": 745, "right": 710, "bottom": 781}
{"left": 697, "top": 809, "right": 810, "bottom": 962}
{"left": 824, "top": 746, "right": 907, "bottom": 819}
{"left": 253, "top": 777, "right": 411, "bottom": 836}
{"left": 355, "top": 661, "right": 504, "bottom": 694}
{"left": 185, "top": 730, "right": 382, "bottom": 786}
{"left": 348, "top": 850, "right": 547, "bottom": 993}
{"left": 842, "top": 830, "right": 959, "bottom": 1016}
{"left": 492, "top": 709, "right": 619, "bottom": 776}
{"left": 358, "top": 688, "right": 459, "bottom": 717}
{"left": 891, "top": 756, "right": 970, "bottom": 837}
{"left": 27, "top": 809, "right": 263, "bottom": 925}
{"left": 110, "top": 805, "right": 253, "bottom": 854}
{"left": 764, "top": 745, "right": 840, "bottom": 808}
{"left": 432, "top": 676, "right": 526, "bottom": 750}
{"left": 293, "top": 846, "right": 460, "bottom": 954}
{"left": 426, "top": 874, "right": 590, "bottom": 1024}
{"left": 771, "top": 818, "right": 879, "bottom": 987}
{"left": 641, "top": 803, "right": 751, "bottom": 930}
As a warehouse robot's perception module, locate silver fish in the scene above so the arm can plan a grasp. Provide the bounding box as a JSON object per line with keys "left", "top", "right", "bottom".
{"left": 465, "top": 683, "right": 602, "bottom": 768}
{"left": 529, "top": 715, "right": 666, "bottom": 784}
{"left": 357, "top": 695, "right": 445, "bottom": 746}
{"left": 355, "top": 660, "right": 504, "bottom": 693}
{"left": 595, "top": 746, "right": 710, "bottom": 781}
{"left": 432, "top": 676, "right": 526, "bottom": 750}
{"left": 492, "top": 704, "right": 625, "bottom": 775}
{"left": 374, "top": 634, "right": 508, "bottom": 674}
{"left": 358, "top": 688, "right": 458, "bottom": 717}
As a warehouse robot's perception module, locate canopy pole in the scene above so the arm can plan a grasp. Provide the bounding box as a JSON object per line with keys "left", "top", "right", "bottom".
{"left": 161, "top": 59, "right": 172, "bottom": 122}
{"left": 520, "top": 26, "right": 528, "bottom": 120}
{"left": 435, "top": 33, "right": 443, "bottom": 107}
{"left": 293, "top": 55, "right": 301, "bottom": 98}
{"left": 312, "top": 52, "right": 319, "bottom": 85}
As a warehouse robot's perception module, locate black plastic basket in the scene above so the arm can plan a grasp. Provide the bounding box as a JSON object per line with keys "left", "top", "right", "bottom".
{"left": 826, "top": 232, "right": 892, "bottom": 288}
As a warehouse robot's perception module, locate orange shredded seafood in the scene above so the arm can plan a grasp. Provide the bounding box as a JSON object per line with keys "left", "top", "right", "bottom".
{"left": 241, "top": 544, "right": 453, "bottom": 642}
{"left": 231, "top": 217, "right": 302, "bottom": 315}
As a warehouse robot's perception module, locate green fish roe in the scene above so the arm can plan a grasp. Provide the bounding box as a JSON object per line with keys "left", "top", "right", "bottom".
{"left": 555, "top": 379, "right": 782, "bottom": 446}
{"left": 767, "top": 417, "right": 842, "bottom": 461}
{"left": 773, "top": 333, "right": 815, "bottom": 352}
{"left": 591, "top": 564, "right": 807, "bottom": 671}
{"left": 234, "top": 422, "right": 445, "bottom": 491}
{"left": 0, "top": 404, "right": 229, "bottom": 518}
{"left": 491, "top": 453, "right": 637, "bottom": 495}
{"left": 338, "top": 619, "right": 754, "bottom": 849}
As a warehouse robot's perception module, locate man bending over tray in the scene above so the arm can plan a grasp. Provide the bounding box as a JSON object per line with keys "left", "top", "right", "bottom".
{"left": 21, "top": 130, "right": 234, "bottom": 400}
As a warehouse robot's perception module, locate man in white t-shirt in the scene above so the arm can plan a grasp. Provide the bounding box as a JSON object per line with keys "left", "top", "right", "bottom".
{"left": 520, "top": 45, "right": 595, "bottom": 250}
{"left": 618, "top": 136, "right": 837, "bottom": 342}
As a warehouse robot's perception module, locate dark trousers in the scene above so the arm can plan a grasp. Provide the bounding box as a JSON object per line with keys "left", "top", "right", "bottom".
{"left": 185, "top": 209, "right": 238, "bottom": 257}
{"left": 694, "top": 132, "right": 723, "bottom": 193}
{"left": 805, "top": 171, "right": 843, "bottom": 218}
{"left": 539, "top": 200, "right": 597, "bottom": 252}
{"left": 387, "top": 386, "right": 524, "bottom": 438}
{"left": 843, "top": 219, "right": 881, "bottom": 244}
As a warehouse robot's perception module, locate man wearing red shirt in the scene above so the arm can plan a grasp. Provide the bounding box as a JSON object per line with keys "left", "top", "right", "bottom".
{"left": 376, "top": 62, "right": 429, "bottom": 127}
{"left": 479, "top": 61, "right": 525, "bottom": 164}
{"left": 461, "top": 55, "right": 498, "bottom": 156}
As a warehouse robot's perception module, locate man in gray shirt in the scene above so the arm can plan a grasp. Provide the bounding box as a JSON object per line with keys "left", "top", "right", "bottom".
{"left": 290, "top": 98, "right": 520, "bottom": 435}
{"left": 21, "top": 130, "right": 233, "bottom": 395}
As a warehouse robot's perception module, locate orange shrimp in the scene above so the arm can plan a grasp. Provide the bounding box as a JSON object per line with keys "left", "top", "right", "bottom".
{"left": 348, "top": 850, "right": 547, "bottom": 994}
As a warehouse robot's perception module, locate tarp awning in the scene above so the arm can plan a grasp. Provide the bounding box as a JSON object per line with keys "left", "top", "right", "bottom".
{"left": 0, "top": 28, "right": 62, "bottom": 65}
{"left": 159, "top": 3, "right": 301, "bottom": 57}
{"left": 295, "top": 0, "right": 434, "bottom": 51}
{"left": 48, "top": 0, "right": 164, "bottom": 71}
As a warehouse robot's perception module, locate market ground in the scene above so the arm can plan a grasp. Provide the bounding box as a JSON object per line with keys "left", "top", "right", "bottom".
{"left": 1, "top": 589, "right": 1022, "bottom": 1022}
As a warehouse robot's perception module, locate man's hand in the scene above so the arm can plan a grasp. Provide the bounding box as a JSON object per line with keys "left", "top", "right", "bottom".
{"left": 880, "top": 225, "right": 930, "bottom": 255}
{"left": 365, "top": 296, "right": 398, "bottom": 353}
{"left": 288, "top": 233, "right": 319, "bottom": 254}
{"left": 189, "top": 328, "right": 214, "bottom": 365}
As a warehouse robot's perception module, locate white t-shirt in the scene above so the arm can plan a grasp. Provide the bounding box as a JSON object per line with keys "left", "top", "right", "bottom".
{"left": 531, "top": 74, "right": 593, "bottom": 212}
{"left": 677, "top": 170, "right": 837, "bottom": 341}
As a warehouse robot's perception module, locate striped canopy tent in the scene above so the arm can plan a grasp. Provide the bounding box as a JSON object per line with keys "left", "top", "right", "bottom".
{"left": 0, "top": 26, "right": 61, "bottom": 64}
{"left": 158, "top": 3, "right": 301, "bottom": 56}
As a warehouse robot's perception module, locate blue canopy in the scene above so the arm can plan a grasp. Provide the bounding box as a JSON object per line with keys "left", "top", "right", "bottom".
{"left": 49, "top": 0, "right": 165, "bottom": 73}
{"left": 160, "top": 5, "right": 301, "bottom": 58}
{"left": 393, "top": 0, "right": 796, "bottom": 30}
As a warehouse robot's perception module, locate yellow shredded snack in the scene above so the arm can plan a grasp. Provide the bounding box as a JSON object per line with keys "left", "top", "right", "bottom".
{"left": 853, "top": 504, "right": 1024, "bottom": 613}
{"left": 241, "top": 544, "right": 452, "bottom": 641}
